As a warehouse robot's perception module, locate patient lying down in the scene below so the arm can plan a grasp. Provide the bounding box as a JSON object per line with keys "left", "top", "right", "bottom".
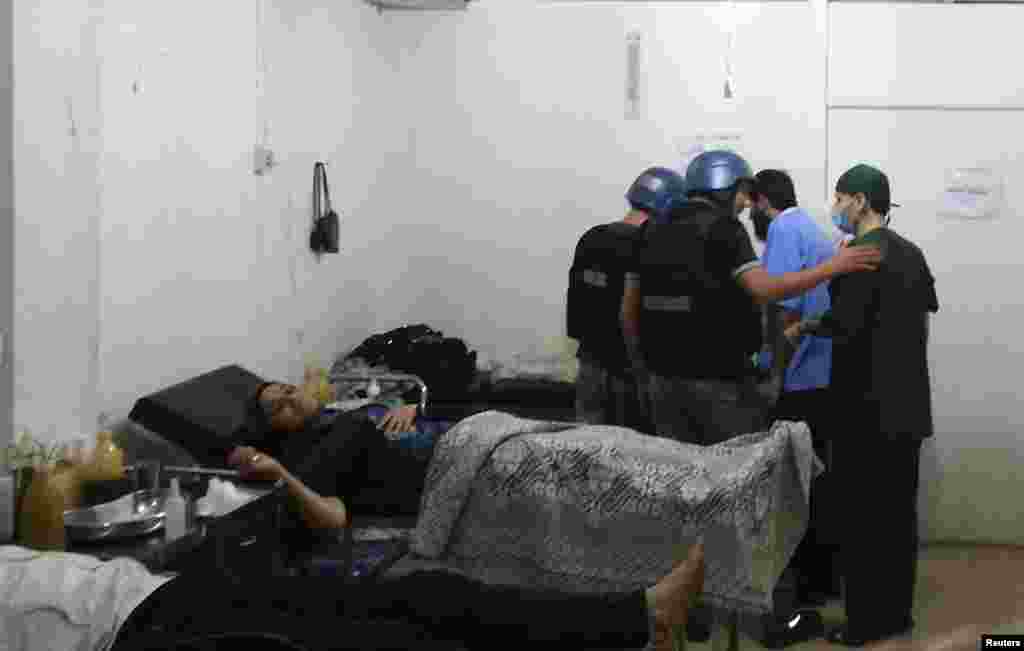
{"left": 2, "top": 516, "right": 705, "bottom": 651}
{"left": 1, "top": 540, "right": 984, "bottom": 651}
{"left": 229, "top": 378, "right": 482, "bottom": 532}
{"left": 9, "top": 381, "right": 715, "bottom": 651}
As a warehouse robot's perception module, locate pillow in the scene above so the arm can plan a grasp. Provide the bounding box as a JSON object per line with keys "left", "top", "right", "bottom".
{"left": 128, "top": 365, "right": 266, "bottom": 468}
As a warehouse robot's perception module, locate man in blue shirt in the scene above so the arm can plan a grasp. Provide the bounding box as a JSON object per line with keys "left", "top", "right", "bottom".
{"left": 753, "top": 170, "right": 839, "bottom": 614}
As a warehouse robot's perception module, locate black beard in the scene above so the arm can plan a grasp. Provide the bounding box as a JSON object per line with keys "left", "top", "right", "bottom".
{"left": 750, "top": 208, "right": 771, "bottom": 242}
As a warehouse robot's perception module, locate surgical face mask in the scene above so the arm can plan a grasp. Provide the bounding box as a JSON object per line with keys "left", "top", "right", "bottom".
{"left": 750, "top": 207, "right": 771, "bottom": 242}
{"left": 830, "top": 200, "right": 858, "bottom": 236}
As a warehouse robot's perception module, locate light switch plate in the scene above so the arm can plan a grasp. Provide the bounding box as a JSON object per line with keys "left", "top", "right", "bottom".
{"left": 253, "top": 144, "right": 275, "bottom": 175}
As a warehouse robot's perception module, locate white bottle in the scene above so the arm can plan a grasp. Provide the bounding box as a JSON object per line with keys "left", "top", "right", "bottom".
{"left": 164, "top": 477, "right": 188, "bottom": 541}
{"left": 367, "top": 379, "right": 382, "bottom": 400}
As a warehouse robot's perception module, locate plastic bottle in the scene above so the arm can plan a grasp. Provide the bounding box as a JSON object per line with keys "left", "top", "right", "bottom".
{"left": 53, "top": 442, "right": 82, "bottom": 511}
{"left": 90, "top": 431, "right": 124, "bottom": 481}
{"left": 164, "top": 477, "right": 188, "bottom": 541}
{"left": 317, "top": 373, "right": 334, "bottom": 405}
{"left": 367, "top": 378, "right": 382, "bottom": 400}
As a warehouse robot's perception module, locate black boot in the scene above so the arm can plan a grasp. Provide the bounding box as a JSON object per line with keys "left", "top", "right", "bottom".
{"left": 827, "top": 617, "right": 915, "bottom": 647}
{"left": 763, "top": 610, "right": 826, "bottom": 649}
{"left": 686, "top": 603, "right": 712, "bottom": 643}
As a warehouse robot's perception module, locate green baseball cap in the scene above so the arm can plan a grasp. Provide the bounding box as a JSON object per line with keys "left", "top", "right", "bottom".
{"left": 835, "top": 164, "right": 900, "bottom": 216}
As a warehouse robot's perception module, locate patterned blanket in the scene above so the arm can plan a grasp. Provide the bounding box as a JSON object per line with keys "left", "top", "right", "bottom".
{"left": 411, "top": 412, "right": 821, "bottom": 615}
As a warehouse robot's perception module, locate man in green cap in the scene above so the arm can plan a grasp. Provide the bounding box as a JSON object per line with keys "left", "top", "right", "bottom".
{"left": 787, "top": 164, "right": 939, "bottom": 647}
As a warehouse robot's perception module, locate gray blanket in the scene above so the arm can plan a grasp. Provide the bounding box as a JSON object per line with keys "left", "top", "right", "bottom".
{"left": 412, "top": 412, "right": 821, "bottom": 615}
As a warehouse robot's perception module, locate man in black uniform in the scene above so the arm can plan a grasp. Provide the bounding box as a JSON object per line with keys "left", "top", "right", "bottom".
{"left": 567, "top": 166, "right": 686, "bottom": 429}
{"left": 622, "top": 150, "right": 883, "bottom": 445}
{"left": 787, "top": 164, "right": 939, "bottom": 647}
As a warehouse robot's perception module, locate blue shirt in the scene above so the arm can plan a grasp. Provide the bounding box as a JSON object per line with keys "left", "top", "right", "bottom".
{"left": 762, "top": 207, "right": 834, "bottom": 392}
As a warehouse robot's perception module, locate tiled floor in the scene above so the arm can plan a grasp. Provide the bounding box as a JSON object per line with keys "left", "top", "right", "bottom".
{"left": 693, "top": 544, "right": 1024, "bottom": 651}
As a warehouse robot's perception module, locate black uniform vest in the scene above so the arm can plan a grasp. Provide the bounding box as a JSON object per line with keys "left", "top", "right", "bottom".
{"left": 567, "top": 222, "right": 643, "bottom": 372}
{"left": 638, "top": 201, "right": 761, "bottom": 379}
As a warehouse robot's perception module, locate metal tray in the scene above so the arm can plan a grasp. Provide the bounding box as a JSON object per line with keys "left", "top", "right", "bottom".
{"left": 64, "top": 489, "right": 167, "bottom": 542}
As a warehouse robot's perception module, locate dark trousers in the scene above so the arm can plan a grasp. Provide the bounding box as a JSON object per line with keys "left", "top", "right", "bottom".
{"left": 832, "top": 433, "right": 922, "bottom": 636}
{"left": 648, "top": 374, "right": 770, "bottom": 445}
{"left": 772, "top": 389, "right": 837, "bottom": 598}
{"left": 112, "top": 569, "right": 651, "bottom": 651}
{"left": 575, "top": 356, "right": 650, "bottom": 432}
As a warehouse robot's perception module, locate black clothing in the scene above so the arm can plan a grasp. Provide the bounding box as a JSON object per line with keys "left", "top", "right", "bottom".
{"left": 833, "top": 434, "right": 922, "bottom": 638}
{"left": 112, "top": 569, "right": 652, "bottom": 651}
{"left": 817, "top": 228, "right": 939, "bottom": 440}
{"left": 567, "top": 221, "right": 646, "bottom": 374}
{"left": 773, "top": 388, "right": 838, "bottom": 578}
{"left": 237, "top": 407, "right": 476, "bottom": 552}
{"left": 632, "top": 200, "right": 762, "bottom": 381}
{"left": 810, "top": 227, "right": 938, "bottom": 635}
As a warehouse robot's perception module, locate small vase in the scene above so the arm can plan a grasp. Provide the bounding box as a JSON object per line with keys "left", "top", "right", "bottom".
{"left": 11, "top": 466, "right": 33, "bottom": 543}
{"left": 17, "top": 463, "right": 67, "bottom": 551}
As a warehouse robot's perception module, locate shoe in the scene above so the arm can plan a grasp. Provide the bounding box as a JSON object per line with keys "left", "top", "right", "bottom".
{"left": 796, "top": 587, "right": 829, "bottom": 607}
{"left": 762, "top": 610, "right": 825, "bottom": 649}
{"left": 686, "top": 613, "right": 711, "bottom": 643}
{"left": 826, "top": 618, "right": 915, "bottom": 647}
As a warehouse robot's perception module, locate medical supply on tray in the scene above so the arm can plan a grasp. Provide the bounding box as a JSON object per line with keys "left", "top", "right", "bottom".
{"left": 164, "top": 477, "right": 188, "bottom": 541}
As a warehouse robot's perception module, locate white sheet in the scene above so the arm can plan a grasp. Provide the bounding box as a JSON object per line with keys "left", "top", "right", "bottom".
{"left": 0, "top": 546, "right": 171, "bottom": 651}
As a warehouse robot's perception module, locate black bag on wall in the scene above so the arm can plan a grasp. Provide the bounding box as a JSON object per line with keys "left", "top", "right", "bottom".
{"left": 309, "top": 162, "right": 339, "bottom": 254}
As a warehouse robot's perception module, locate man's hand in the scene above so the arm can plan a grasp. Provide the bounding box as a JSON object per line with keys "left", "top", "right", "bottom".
{"left": 829, "top": 243, "right": 881, "bottom": 275}
{"left": 378, "top": 404, "right": 418, "bottom": 434}
{"left": 228, "top": 446, "right": 285, "bottom": 481}
{"left": 783, "top": 322, "right": 804, "bottom": 346}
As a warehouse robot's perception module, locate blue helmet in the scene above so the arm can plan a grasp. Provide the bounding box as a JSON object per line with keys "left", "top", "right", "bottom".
{"left": 626, "top": 167, "right": 688, "bottom": 222}
{"left": 684, "top": 150, "right": 754, "bottom": 195}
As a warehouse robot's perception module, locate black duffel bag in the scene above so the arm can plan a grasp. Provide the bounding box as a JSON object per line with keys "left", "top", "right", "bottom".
{"left": 347, "top": 325, "right": 477, "bottom": 402}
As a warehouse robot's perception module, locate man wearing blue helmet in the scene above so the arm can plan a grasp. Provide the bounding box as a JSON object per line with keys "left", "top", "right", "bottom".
{"left": 567, "top": 167, "right": 687, "bottom": 428}
{"left": 621, "top": 151, "right": 881, "bottom": 446}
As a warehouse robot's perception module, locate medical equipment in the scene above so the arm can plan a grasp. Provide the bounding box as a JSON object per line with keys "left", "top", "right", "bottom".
{"left": 164, "top": 478, "right": 188, "bottom": 541}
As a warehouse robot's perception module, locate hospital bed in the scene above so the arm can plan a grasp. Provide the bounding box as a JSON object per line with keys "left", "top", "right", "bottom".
{"left": 110, "top": 364, "right": 808, "bottom": 651}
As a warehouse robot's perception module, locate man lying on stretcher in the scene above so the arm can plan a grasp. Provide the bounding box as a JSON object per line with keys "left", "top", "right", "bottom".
{"left": 227, "top": 372, "right": 484, "bottom": 532}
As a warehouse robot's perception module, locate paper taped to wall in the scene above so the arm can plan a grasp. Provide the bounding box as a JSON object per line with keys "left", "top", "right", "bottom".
{"left": 938, "top": 167, "right": 1003, "bottom": 221}
{"left": 679, "top": 130, "right": 745, "bottom": 177}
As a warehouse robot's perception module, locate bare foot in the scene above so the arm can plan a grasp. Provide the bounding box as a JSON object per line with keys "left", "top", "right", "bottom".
{"left": 645, "top": 542, "right": 706, "bottom": 650}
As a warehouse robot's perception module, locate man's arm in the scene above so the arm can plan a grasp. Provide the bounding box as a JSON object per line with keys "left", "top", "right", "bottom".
{"left": 621, "top": 273, "right": 644, "bottom": 371}
{"left": 772, "top": 308, "right": 801, "bottom": 379}
{"left": 717, "top": 218, "right": 876, "bottom": 305}
{"left": 229, "top": 446, "right": 348, "bottom": 531}
{"left": 277, "top": 467, "right": 348, "bottom": 530}
{"left": 798, "top": 272, "right": 876, "bottom": 343}
{"left": 738, "top": 243, "right": 880, "bottom": 305}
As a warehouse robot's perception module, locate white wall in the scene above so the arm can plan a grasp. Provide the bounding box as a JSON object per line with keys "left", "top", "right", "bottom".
{"left": 13, "top": 0, "right": 104, "bottom": 442}
{"left": 14, "top": 0, "right": 407, "bottom": 438}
